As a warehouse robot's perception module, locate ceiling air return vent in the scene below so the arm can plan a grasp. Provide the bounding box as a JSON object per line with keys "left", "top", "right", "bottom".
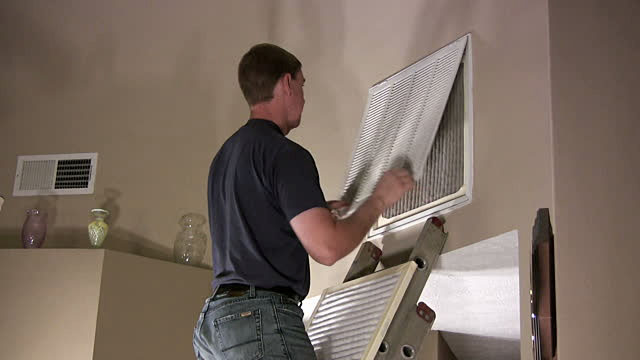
{"left": 342, "top": 34, "right": 473, "bottom": 237}
{"left": 13, "top": 153, "right": 98, "bottom": 196}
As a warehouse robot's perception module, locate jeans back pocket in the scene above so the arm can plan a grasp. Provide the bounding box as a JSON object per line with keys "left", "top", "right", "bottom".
{"left": 214, "top": 309, "right": 264, "bottom": 360}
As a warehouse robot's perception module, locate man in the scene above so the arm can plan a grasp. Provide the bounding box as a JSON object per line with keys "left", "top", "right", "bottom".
{"left": 193, "top": 43, "right": 414, "bottom": 359}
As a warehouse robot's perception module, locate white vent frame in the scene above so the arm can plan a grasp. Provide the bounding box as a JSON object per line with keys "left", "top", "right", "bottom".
{"left": 352, "top": 34, "right": 474, "bottom": 238}
{"left": 13, "top": 153, "right": 98, "bottom": 196}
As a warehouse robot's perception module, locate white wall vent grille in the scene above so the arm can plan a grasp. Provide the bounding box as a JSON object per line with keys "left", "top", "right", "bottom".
{"left": 13, "top": 153, "right": 98, "bottom": 196}
{"left": 383, "top": 63, "right": 465, "bottom": 219}
{"left": 306, "top": 262, "right": 417, "bottom": 360}
{"left": 341, "top": 34, "right": 473, "bottom": 237}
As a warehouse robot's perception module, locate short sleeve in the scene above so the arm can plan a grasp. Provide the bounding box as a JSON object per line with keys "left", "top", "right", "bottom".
{"left": 274, "top": 145, "right": 327, "bottom": 221}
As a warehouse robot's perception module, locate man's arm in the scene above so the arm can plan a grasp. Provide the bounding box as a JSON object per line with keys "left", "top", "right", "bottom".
{"left": 290, "top": 168, "right": 414, "bottom": 266}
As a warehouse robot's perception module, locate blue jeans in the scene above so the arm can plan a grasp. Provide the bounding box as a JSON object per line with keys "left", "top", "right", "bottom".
{"left": 193, "top": 286, "right": 317, "bottom": 359}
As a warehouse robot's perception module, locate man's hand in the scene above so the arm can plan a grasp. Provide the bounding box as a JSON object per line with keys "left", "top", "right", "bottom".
{"left": 371, "top": 168, "right": 415, "bottom": 210}
{"left": 290, "top": 168, "right": 414, "bottom": 266}
{"left": 327, "top": 200, "right": 349, "bottom": 219}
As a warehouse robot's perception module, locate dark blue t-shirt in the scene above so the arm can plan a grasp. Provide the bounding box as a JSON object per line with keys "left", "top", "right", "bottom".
{"left": 208, "top": 119, "right": 327, "bottom": 298}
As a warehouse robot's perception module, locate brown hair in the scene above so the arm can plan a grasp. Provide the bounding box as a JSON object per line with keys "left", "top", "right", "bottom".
{"left": 238, "top": 43, "right": 302, "bottom": 106}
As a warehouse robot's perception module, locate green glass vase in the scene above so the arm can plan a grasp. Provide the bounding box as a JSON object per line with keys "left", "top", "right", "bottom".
{"left": 88, "top": 209, "right": 109, "bottom": 248}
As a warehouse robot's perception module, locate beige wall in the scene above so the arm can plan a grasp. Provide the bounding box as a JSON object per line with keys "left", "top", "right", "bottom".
{"left": 0, "top": 0, "right": 275, "bottom": 260}
{"left": 0, "top": 250, "right": 104, "bottom": 360}
{"left": 0, "top": 1, "right": 555, "bottom": 358}
{"left": 549, "top": 0, "right": 640, "bottom": 358}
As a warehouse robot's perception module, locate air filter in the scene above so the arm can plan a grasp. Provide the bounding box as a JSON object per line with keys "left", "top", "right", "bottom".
{"left": 307, "top": 262, "right": 418, "bottom": 360}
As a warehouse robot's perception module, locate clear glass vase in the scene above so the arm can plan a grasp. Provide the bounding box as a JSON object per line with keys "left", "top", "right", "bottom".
{"left": 22, "top": 209, "right": 47, "bottom": 248}
{"left": 173, "top": 213, "right": 207, "bottom": 266}
{"left": 88, "top": 209, "right": 110, "bottom": 248}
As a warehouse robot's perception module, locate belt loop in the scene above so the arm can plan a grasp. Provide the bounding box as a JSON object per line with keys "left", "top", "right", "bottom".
{"left": 211, "top": 285, "right": 221, "bottom": 298}
{"left": 249, "top": 285, "right": 256, "bottom": 298}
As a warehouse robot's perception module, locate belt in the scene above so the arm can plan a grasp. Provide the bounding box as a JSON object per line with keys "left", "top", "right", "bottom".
{"left": 213, "top": 284, "right": 302, "bottom": 303}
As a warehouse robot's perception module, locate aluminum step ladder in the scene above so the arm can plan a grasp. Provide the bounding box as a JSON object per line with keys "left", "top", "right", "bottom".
{"left": 306, "top": 217, "right": 448, "bottom": 360}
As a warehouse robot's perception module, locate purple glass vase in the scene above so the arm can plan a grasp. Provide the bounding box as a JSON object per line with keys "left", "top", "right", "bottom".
{"left": 21, "top": 209, "right": 47, "bottom": 248}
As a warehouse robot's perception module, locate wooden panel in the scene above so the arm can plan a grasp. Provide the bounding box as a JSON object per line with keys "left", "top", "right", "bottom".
{"left": 92, "top": 250, "right": 211, "bottom": 360}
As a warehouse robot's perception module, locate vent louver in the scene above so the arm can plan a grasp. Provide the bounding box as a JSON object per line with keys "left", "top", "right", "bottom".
{"left": 341, "top": 34, "right": 473, "bottom": 236}
{"left": 54, "top": 159, "right": 92, "bottom": 189}
{"left": 13, "top": 153, "right": 98, "bottom": 196}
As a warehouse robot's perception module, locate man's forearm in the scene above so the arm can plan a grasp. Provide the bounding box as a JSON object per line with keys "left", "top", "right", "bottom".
{"left": 331, "top": 196, "right": 386, "bottom": 260}
{"left": 292, "top": 169, "right": 413, "bottom": 266}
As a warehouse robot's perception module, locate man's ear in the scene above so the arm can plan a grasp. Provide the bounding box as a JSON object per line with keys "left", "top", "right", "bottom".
{"left": 282, "top": 73, "right": 293, "bottom": 95}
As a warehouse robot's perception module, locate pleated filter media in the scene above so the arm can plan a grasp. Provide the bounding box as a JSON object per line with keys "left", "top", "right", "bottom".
{"left": 307, "top": 262, "right": 417, "bottom": 360}
{"left": 341, "top": 34, "right": 471, "bottom": 234}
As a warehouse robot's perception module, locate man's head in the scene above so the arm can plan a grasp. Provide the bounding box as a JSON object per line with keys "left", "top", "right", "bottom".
{"left": 238, "top": 43, "right": 302, "bottom": 106}
{"left": 238, "top": 44, "right": 305, "bottom": 134}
